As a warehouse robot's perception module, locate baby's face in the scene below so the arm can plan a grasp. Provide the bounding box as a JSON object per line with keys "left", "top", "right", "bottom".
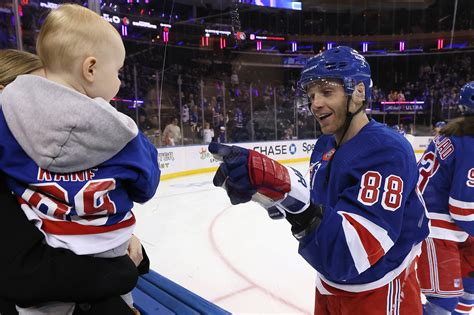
{"left": 89, "top": 35, "right": 125, "bottom": 103}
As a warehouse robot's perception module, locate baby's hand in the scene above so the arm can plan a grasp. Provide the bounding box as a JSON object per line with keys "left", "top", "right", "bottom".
{"left": 127, "top": 234, "right": 144, "bottom": 267}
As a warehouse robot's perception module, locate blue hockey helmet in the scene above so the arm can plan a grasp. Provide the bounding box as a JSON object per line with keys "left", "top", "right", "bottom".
{"left": 434, "top": 121, "right": 446, "bottom": 129}
{"left": 459, "top": 81, "right": 474, "bottom": 114}
{"left": 298, "top": 46, "right": 372, "bottom": 101}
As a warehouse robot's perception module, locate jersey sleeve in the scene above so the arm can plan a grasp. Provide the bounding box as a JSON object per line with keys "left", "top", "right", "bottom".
{"left": 298, "top": 146, "right": 416, "bottom": 282}
{"left": 448, "top": 140, "right": 474, "bottom": 235}
{"left": 116, "top": 132, "right": 160, "bottom": 203}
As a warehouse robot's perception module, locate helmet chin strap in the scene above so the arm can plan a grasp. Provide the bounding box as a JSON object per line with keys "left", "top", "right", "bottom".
{"left": 336, "top": 95, "right": 365, "bottom": 148}
{"left": 326, "top": 95, "right": 365, "bottom": 184}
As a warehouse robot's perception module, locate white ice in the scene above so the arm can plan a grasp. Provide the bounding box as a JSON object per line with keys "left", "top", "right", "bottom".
{"left": 133, "top": 162, "right": 316, "bottom": 314}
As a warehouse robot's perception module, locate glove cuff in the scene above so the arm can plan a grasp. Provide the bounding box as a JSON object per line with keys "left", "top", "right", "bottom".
{"left": 252, "top": 166, "right": 311, "bottom": 220}
{"left": 287, "top": 203, "right": 324, "bottom": 240}
{"left": 274, "top": 166, "right": 310, "bottom": 215}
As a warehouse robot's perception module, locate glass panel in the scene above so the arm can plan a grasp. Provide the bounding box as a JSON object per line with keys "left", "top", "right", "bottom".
{"left": 13, "top": 0, "right": 474, "bottom": 146}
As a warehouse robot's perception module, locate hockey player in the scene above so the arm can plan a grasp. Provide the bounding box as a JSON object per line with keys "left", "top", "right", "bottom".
{"left": 209, "top": 46, "right": 429, "bottom": 314}
{"left": 0, "top": 5, "right": 159, "bottom": 314}
{"left": 433, "top": 121, "right": 447, "bottom": 136}
{"left": 417, "top": 81, "right": 474, "bottom": 315}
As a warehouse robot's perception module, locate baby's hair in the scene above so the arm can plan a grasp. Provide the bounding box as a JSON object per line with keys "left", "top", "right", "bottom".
{"left": 37, "top": 4, "right": 121, "bottom": 72}
{"left": 0, "top": 49, "right": 43, "bottom": 87}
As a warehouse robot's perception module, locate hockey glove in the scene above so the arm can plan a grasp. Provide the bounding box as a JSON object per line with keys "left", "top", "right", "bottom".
{"left": 209, "top": 143, "right": 323, "bottom": 239}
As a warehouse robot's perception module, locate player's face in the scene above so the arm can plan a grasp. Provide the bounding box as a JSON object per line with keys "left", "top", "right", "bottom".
{"left": 307, "top": 79, "right": 348, "bottom": 136}
{"left": 90, "top": 35, "right": 125, "bottom": 103}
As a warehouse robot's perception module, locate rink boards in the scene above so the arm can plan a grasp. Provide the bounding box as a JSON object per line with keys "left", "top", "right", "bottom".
{"left": 159, "top": 135, "right": 433, "bottom": 180}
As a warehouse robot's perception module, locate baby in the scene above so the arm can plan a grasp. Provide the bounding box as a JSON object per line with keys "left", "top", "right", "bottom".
{"left": 0, "top": 4, "right": 160, "bottom": 314}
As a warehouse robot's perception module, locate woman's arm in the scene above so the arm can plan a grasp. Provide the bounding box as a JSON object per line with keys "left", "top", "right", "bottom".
{"left": 0, "top": 180, "right": 138, "bottom": 307}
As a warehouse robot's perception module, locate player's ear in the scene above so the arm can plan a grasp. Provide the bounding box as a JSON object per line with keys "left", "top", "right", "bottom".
{"left": 352, "top": 82, "right": 366, "bottom": 105}
{"left": 82, "top": 56, "right": 97, "bottom": 83}
{"left": 0, "top": 85, "right": 4, "bottom": 91}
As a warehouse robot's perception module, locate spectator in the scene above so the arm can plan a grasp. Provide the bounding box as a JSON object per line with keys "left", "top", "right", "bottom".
{"left": 163, "top": 117, "right": 182, "bottom": 146}
{"left": 202, "top": 122, "right": 214, "bottom": 144}
{"left": 216, "top": 126, "right": 226, "bottom": 143}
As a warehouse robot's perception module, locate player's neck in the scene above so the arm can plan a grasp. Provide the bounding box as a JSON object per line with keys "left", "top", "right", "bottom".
{"left": 335, "top": 113, "right": 369, "bottom": 145}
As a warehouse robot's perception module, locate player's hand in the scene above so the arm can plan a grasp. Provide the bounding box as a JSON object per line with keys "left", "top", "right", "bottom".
{"left": 209, "top": 142, "right": 291, "bottom": 205}
{"left": 210, "top": 143, "right": 322, "bottom": 238}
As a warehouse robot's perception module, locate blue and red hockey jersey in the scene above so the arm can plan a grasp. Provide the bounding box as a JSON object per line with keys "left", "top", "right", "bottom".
{"left": 0, "top": 110, "right": 159, "bottom": 254}
{"left": 299, "top": 120, "right": 429, "bottom": 293}
{"left": 0, "top": 75, "right": 160, "bottom": 255}
{"left": 418, "top": 135, "right": 474, "bottom": 241}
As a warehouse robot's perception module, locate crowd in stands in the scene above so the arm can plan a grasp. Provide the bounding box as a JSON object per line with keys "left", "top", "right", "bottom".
{"left": 117, "top": 52, "right": 472, "bottom": 147}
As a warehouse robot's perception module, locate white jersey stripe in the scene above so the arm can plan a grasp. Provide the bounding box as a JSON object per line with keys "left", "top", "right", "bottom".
{"left": 450, "top": 213, "right": 474, "bottom": 221}
{"left": 339, "top": 211, "right": 394, "bottom": 253}
{"left": 386, "top": 281, "right": 392, "bottom": 315}
{"left": 429, "top": 226, "right": 469, "bottom": 242}
{"left": 427, "top": 212, "right": 455, "bottom": 222}
{"left": 449, "top": 196, "right": 474, "bottom": 209}
{"left": 340, "top": 213, "right": 371, "bottom": 274}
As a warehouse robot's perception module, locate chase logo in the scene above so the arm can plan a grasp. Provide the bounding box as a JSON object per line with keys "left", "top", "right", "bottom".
{"left": 289, "top": 143, "right": 297, "bottom": 155}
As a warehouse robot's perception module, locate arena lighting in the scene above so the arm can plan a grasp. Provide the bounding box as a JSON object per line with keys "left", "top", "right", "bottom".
{"left": 111, "top": 98, "right": 144, "bottom": 105}
{"left": 220, "top": 37, "right": 227, "bottom": 49}
{"left": 254, "top": 35, "right": 285, "bottom": 41}
{"left": 201, "top": 35, "right": 209, "bottom": 46}
{"left": 437, "top": 39, "right": 444, "bottom": 49}
{"left": 362, "top": 42, "right": 368, "bottom": 53}
{"left": 291, "top": 42, "right": 297, "bottom": 52}
{"left": 39, "top": 2, "right": 59, "bottom": 9}
{"left": 326, "top": 42, "right": 333, "bottom": 50}
{"left": 238, "top": 0, "right": 302, "bottom": 11}
{"left": 236, "top": 32, "right": 246, "bottom": 40}
{"left": 381, "top": 101, "right": 424, "bottom": 105}
{"left": 160, "top": 24, "right": 171, "bottom": 43}
{"left": 399, "top": 41, "right": 405, "bottom": 52}
{"left": 204, "top": 29, "right": 231, "bottom": 36}
{"left": 132, "top": 20, "right": 157, "bottom": 29}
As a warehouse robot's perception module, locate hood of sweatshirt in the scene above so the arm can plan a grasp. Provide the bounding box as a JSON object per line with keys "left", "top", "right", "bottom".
{"left": 1, "top": 75, "right": 138, "bottom": 173}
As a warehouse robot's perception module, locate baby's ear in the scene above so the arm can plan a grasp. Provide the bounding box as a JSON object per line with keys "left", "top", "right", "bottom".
{"left": 82, "top": 57, "right": 97, "bottom": 83}
{"left": 352, "top": 82, "right": 366, "bottom": 104}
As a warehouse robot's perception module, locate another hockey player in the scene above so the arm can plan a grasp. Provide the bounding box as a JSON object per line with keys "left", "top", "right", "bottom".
{"left": 433, "top": 121, "right": 447, "bottom": 136}
{"left": 0, "top": 4, "right": 159, "bottom": 314}
{"left": 209, "top": 46, "right": 429, "bottom": 314}
{"left": 417, "top": 81, "right": 474, "bottom": 315}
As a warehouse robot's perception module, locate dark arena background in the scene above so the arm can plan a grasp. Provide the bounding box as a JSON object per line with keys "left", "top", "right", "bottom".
{"left": 0, "top": 0, "right": 473, "bottom": 314}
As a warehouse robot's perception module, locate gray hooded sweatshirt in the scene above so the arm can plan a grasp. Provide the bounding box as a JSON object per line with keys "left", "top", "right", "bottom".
{"left": 1, "top": 75, "right": 138, "bottom": 173}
